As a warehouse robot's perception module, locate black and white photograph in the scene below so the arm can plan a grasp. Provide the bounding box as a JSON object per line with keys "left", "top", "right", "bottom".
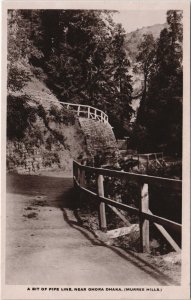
{"left": 1, "top": 1, "right": 190, "bottom": 299}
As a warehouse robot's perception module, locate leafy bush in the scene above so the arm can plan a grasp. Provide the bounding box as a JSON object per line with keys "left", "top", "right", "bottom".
{"left": 53, "top": 131, "right": 71, "bottom": 150}
{"left": 147, "top": 160, "right": 182, "bottom": 179}
{"left": 37, "top": 104, "right": 47, "bottom": 120}
{"left": 30, "top": 66, "right": 47, "bottom": 81}
{"left": 45, "top": 135, "right": 55, "bottom": 150}
{"left": 129, "top": 124, "right": 152, "bottom": 152}
{"left": 7, "top": 63, "right": 32, "bottom": 92}
{"left": 24, "top": 127, "right": 44, "bottom": 147}
{"left": 43, "top": 152, "right": 60, "bottom": 167}
{"left": 49, "top": 104, "right": 75, "bottom": 125}
{"left": 7, "top": 94, "right": 37, "bottom": 139}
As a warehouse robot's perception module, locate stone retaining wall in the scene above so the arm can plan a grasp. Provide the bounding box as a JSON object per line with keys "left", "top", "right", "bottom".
{"left": 7, "top": 115, "right": 119, "bottom": 174}
{"left": 78, "top": 118, "right": 118, "bottom": 163}
{"left": 7, "top": 141, "right": 47, "bottom": 174}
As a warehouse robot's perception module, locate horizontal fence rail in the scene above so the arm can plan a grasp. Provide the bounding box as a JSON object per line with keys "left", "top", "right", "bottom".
{"left": 61, "top": 102, "right": 109, "bottom": 124}
{"left": 74, "top": 162, "right": 182, "bottom": 191}
{"left": 37, "top": 97, "right": 109, "bottom": 124}
{"left": 73, "top": 160, "right": 182, "bottom": 253}
{"left": 134, "top": 152, "right": 164, "bottom": 159}
{"left": 132, "top": 152, "right": 164, "bottom": 170}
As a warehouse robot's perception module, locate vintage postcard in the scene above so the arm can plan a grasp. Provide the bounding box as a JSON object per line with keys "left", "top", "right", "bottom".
{"left": 1, "top": 0, "right": 190, "bottom": 299}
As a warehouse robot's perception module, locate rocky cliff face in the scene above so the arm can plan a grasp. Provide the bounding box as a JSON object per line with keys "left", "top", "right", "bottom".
{"left": 7, "top": 77, "right": 118, "bottom": 174}
{"left": 6, "top": 77, "right": 87, "bottom": 174}
{"left": 7, "top": 100, "right": 87, "bottom": 174}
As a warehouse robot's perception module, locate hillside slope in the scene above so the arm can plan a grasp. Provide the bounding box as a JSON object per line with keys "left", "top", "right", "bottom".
{"left": 125, "top": 23, "right": 167, "bottom": 113}
{"left": 7, "top": 72, "right": 118, "bottom": 174}
{"left": 125, "top": 23, "right": 167, "bottom": 63}
{"left": 7, "top": 75, "right": 89, "bottom": 174}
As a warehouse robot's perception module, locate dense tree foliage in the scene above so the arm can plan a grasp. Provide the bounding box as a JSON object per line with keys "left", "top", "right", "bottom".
{"left": 131, "top": 10, "right": 183, "bottom": 156}
{"left": 108, "top": 24, "right": 133, "bottom": 135}
{"left": 8, "top": 9, "right": 133, "bottom": 137}
{"left": 7, "top": 9, "right": 183, "bottom": 153}
{"left": 7, "top": 10, "right": 43, "bottom": 91}
{"left": 134, "top": 34, "right": 156, "bottom": 115}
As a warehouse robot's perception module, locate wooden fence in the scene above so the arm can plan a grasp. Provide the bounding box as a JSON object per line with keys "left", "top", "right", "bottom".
{"left": 130, "top": 152, "right": 164, "bottom": 170}
{"left": 73, "top": 160, "right": 182, "bottom": 253}
{"left": 39, "top": 97, "right": 108, "bottom": 123}
{"left": 61, "top": 102, "right": 109, "bottom": 124}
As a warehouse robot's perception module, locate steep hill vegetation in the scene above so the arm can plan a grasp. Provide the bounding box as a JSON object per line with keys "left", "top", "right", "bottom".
{"left": 7, "top": 9, "right": 183, "bottom": 170}
{"left": 125, "top": 23, "right": 167, "bottom": 102}
{"left": 125, "top": 23, "right": 167, "bottom": 63}
{"left": 7, "top": 76, "right": 88, "bottom": 174}
{"left": 7, "top": 10, "right": 125, "bottom": 173}
{"left": 130, "top": 11, "right": 183, "bottom": 156}
{"left": 9, "top": 10, "right": 133, "bottom": 137}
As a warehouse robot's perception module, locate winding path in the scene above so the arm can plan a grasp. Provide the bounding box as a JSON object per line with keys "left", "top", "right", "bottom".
{"left": 6, "top": 173, "right": 172, "bottom": 285}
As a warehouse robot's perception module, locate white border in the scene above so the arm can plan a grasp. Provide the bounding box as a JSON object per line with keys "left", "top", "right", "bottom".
{"left": 1, "top": 1, "right": 190, "bottom": 299}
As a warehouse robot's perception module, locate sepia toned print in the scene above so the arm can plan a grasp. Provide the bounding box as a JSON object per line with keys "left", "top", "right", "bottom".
{"left": 1, "top": 1, "right": 190, "bottom": 299}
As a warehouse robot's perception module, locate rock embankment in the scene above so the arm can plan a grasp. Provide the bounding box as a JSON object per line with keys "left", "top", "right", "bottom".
{"left": 7, "top": 77, "right": 119, "bottom": 174}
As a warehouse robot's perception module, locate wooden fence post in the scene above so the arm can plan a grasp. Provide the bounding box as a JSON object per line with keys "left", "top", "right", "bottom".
{"left": 79, "top": 169, "right": 86, "bottom": 203}
{"left": 139, "top": 183, "right": 150, "bottom": 253}
{"left": 88, "top": 106, "right": 90, "bottom": 119}
{"left": 94, "top": 109, "right": 97, "bottom": 120}
{"left": 73, "top": 162, "right": 75, "bottom": 188}
{"left": 77, "top": 167, "right": 81, "bottom": 184}
{"left": 80, "top": 169, "right": 86, "bottom": 187}
{"left": 97, "top": 174, "right": 107, "bottom": 232}
{"left": 77, "top": 105, "right": 80, "bottom": 116}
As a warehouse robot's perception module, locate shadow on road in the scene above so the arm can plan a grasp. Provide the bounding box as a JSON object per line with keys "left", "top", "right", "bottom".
{"left": 6, "top": 173, "right": 178, "bottom": 286}
{"left": 7, "top": 173, "right": 73, "bottom": 208}
{"left": 60, "top": 205, "right": 177, "bottom": 286}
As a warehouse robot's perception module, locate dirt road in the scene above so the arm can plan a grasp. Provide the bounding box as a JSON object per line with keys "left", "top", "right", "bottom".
{"left": 6, "top": 173, "right": 172, "bottom": 285}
